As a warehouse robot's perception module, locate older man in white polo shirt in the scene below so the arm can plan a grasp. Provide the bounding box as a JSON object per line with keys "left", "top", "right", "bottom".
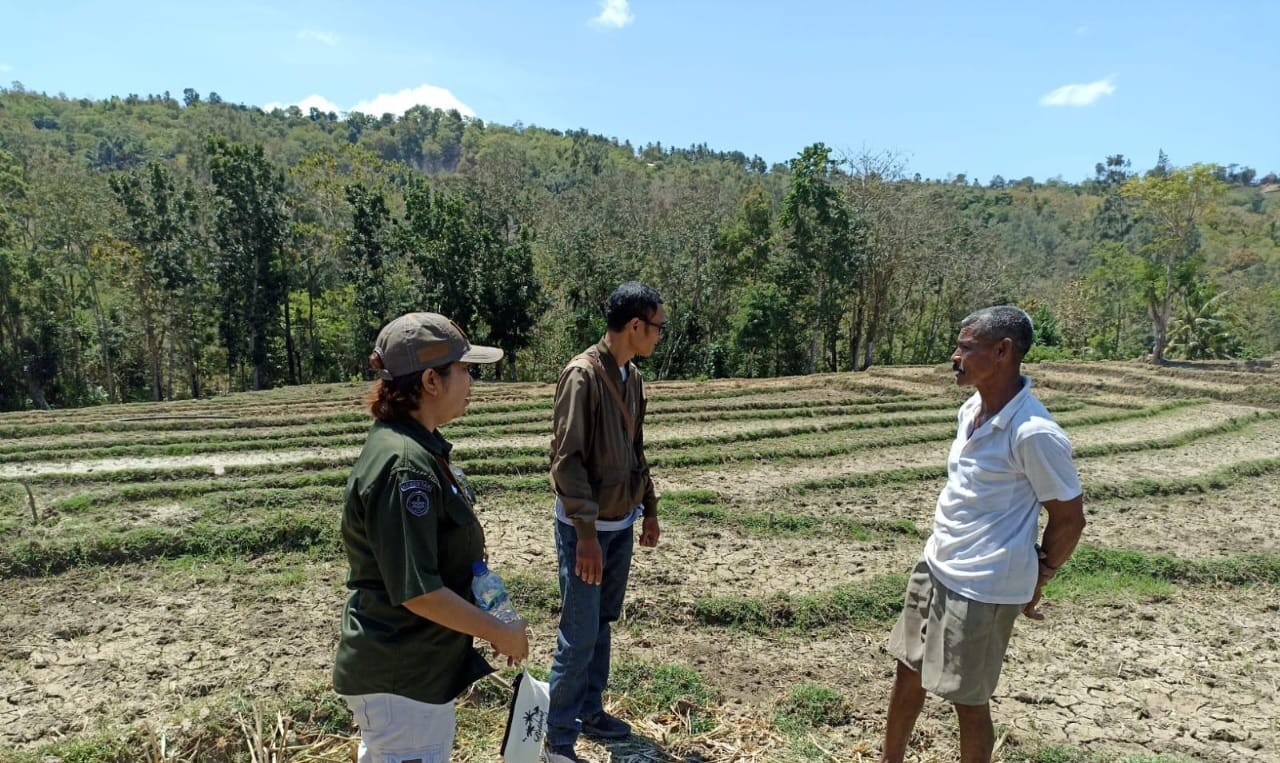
{"left": 879, "top": 306, "right": 1086, "bottom": 763}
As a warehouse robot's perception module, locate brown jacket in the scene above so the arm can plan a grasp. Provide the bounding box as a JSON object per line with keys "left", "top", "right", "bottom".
{"left": 550, "top": 340, "right": 658, "bottom": 541}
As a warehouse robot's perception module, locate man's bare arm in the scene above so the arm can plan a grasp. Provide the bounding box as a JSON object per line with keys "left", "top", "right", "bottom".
{"left": 1024, "top": 494, "right": 1086, "bottom": 620}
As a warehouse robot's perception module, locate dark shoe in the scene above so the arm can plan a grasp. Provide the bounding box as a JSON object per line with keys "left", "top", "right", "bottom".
{"left": 581, "top": 711, "right": 631, "bottom": 739}
{"left": 543, "top": 744, "right": 584, "bottom": 763}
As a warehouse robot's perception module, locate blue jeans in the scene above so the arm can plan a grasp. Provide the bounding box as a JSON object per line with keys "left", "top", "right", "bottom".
{"left": 546, "top": 520, "right": 634, "bottom": 748}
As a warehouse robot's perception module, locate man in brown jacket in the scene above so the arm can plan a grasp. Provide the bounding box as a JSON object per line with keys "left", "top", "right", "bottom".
{"left": 544, "top": 282, "right": 664, "bottom": 763}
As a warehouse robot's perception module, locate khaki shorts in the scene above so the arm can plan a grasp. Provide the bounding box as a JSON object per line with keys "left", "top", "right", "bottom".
{"left": 886, "top": 556, "right": 1021, "bottom": 705}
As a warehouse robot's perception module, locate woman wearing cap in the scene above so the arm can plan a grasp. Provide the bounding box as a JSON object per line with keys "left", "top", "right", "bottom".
{"left": 334, "top": 312, "right": 529, "bottom": 763}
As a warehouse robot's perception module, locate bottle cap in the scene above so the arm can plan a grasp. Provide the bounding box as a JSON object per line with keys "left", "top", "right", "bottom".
{"left": 471, "top": 560, "right": 489, "bottom": 576}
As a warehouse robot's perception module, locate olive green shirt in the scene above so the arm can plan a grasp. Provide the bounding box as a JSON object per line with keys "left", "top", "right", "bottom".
{"left": 550, "top": 339, "right": 659, "bottom": 542}
{"left": 333, "top": 419, "right": 493, "bottom": 704}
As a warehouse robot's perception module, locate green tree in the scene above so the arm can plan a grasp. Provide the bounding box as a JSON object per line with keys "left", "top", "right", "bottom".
{"left": 1166, "top": 284, "right": 1243, "bottom": 360}
{"left": 402, "top": 179, "right": 481, "bottom": 329}
{"left": 779, "top": 143, "right": 862, "bottom": 372}
{"left": 1121, "top": 163, "right": 1226, "bottom": 362}
{"left": 109, "top": 162, "right": 205, "bottom": 399}
{"left": 343, "top": 182, "right": 397, "bottom": 352}
{"left": 475, "top": 228, "right": 543, "bottom": 380}
{"left": 1083, "top": 242, "right": 1146, "bottom": 358}
{"left": 400, "top": 177, "right": 544, "bottom": 379}
{"left": 732, "top": 282, "right": 793, "bottom": 376}
{"left": 0, "top": 148, "right": 34, "bottom": 409}
{"left": 1091, "top": 154, "right": 1134, "bottom": 242}
{"left": 22, "top": 146, "right": 116, "bottom": 407}
{"left": 714, "top": 183, "right": 773, "bottom": 277}
{"left": 206, "top": 138, "right": 289, "bottom": 390}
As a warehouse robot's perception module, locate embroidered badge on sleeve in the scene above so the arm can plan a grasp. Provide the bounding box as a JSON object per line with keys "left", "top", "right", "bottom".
{"left": 399, "top": 479, "right": 434, "bottom": 517}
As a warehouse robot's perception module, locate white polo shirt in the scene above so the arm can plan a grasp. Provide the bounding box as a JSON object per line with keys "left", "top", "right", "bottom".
{"left": 924, "top": 377, "right": 1081, "bottom": 604}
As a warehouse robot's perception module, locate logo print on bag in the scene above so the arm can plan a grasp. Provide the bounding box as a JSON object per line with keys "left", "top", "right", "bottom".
{"left": 522, "top": 705, "right": 546, "bottom": 743}
{"left": 400, "top": 480, "right": 433, "bottom": 517}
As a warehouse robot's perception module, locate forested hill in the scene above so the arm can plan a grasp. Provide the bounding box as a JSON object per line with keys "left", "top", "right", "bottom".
{"left": 1, "top": 86, "right": 1277, "bottom": 410}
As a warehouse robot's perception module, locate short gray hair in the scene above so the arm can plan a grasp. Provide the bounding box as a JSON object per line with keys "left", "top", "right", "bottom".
{"left": 960, "top": 306, "right": 1033, "bottom": 358}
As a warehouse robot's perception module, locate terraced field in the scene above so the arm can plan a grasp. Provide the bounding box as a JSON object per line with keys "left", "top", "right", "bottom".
{"left": 2, "top": 361, "right": 1278, "bottom": 762}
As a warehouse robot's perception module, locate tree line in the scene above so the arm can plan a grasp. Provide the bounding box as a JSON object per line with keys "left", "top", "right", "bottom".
{"left": 1, "top": 86, "right": 1277, "bottom": 410}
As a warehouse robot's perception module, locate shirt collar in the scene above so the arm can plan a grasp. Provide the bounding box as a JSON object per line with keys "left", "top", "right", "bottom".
{"left": 396, "top": 417, "right": 453, "bottom": 457}
{"left": 984, "top": 375, "right": 1033, "bottom": 431}
{"left": 594, "top": 338, "right": 629, "bottom": 381}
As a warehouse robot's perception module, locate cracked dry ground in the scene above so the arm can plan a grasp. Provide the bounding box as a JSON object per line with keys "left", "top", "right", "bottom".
{"left": 2, "top": 540, "right": 1275, "bottom": 760}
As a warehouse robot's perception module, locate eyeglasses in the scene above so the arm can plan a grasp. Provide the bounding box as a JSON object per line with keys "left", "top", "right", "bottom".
{"left": 466, "top": 363, "right": 483, "bottom": 380}
{"left": 641, "top": 318, "right": 667, "bottom": 335}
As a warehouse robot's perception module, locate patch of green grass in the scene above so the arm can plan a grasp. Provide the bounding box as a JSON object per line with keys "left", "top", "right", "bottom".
{"left": 1045, "top": 571, "right": 1176, "bottom": 601}
{"left": 0, "top": 481, "right": 29, "bottom": 515}
{"left": 465, "top": 671, "right": 518, "bottom": 710}
{"left": 656, "top": 383, "right": 838, "bottom": 404}
{"left": 278, "top": 691, "right": 354, "bottom": 736}
{"left": 1085, "top": 456, "right": 1280, "bottom": 501}
{"left": 1062, "top": 546, "right": 1280, "bottom": 586}
{"left": 662, "top": 490, "right": 919, "bottom": 543}
{"left": 469, "top": 474, "right": 552, "bottom": 494}
{"left": 1, "top": 430, "right": 371, "bottom": 464}
{"left": 18, "top": 457, "right": 351, "bottom": 487}
{"left": 504, "top": 572, "right": 561, "bottom": 621}
{"left": 0, "top": 686, "right": 357, "bottom": 763}
{"left": 0, "top": 409, "right": 368, "bottom": 440}
{"left": 793, "top": 465, "right": 945, "bottom": 493}
{"left": 1042, "top": 545, "right": 1280, "bottom": 603}
{"left": 652, "top": 428, "right": 941, "bottom": 472}
{"left": 648, "top": 396, "right": 962, "bottom": 424}
{"left": 610, "top": 660, "right": 719, "bottom": 734}
{"left": 1074, "top": 409, "right": 1280, "bottom": 460}
{"left": 885, "top": 518, "right": 921, "bottom": 536}
{"left": 0, "top": 737, "right": 135, "bottom": 763}
{"left": 0, "top": 419, "right": 372, "bottom": 458}
{"left": 775, "top": 683, "right": 850, "bottom": 734}
{"left": 0, "top": 510, "right": 337, "bottom": 577}
{"left": 694, "top": 573, "right": 907, "bottom": 631}
{"left": 662, "top": 488, "right": 721, "bottom": 509}
{"left": 655, "top": 392, "right": 919, "bottom": 414}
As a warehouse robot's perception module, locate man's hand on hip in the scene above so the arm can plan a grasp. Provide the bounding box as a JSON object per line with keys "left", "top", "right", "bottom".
{"left": 639, "top": 515, "right": 661, "bottom": 548}
{"left": 575, "top": 535, "right": 603, "bottom": 585}
{"left": 1023, "top": 548, "right": 1058, "bottom": 620}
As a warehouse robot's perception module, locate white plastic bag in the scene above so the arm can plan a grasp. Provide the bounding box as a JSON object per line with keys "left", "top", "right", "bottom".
{"left": 501, "top": 668, "right": 550, "bottom": 763}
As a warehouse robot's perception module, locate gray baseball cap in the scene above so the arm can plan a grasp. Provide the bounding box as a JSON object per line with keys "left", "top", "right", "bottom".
{"left": 373, "top": 313, "right": 503, "bottom": 380}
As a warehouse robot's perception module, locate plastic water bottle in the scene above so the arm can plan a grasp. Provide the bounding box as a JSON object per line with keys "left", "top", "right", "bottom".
{"left": 471, "top": 560, "right": 520, "bottom": 623}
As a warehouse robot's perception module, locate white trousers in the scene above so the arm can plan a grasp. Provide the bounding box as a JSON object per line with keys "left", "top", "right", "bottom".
{"left": 342, "top": 693, "right": 456, "bottom": 763}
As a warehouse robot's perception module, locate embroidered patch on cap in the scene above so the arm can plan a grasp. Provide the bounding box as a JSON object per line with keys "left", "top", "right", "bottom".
{"left": 400, "top": 479, "right": 434, "bottom": 517}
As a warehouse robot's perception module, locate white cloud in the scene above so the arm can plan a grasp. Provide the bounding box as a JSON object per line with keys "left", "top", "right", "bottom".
{"left": 262, "top": 84, "right": 474, "bottom": 119}
{"left": 1040, "top": 77, "right": 1116, "bottom": 107}
{"left": 298, "top": 29, "right": 339, "bottom": 46}
{"left": 0, "top": 63, "right": 11, "bottom": 73}
{"left": 590, "top": 0, "right": 633, "bottom": 28}
{"left": 263, "top": 94, "right": 343, "bottom": 114}
{"left": 351, "top": 84, "right": 475, "bottom": 118}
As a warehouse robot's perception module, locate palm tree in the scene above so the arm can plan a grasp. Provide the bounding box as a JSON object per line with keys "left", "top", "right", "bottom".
{"left": 1166, "top": 287, "right": 1242, "bottom": 360}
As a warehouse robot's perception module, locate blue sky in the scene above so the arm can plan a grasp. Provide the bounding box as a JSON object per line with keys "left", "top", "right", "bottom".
{"left": 4, "top": 0, "right": 1277, "bottom": 182}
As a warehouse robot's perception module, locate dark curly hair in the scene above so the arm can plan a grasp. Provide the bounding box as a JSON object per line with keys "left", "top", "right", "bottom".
{"left": 366, "top": 351, "right": 453, "bottom": 422}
